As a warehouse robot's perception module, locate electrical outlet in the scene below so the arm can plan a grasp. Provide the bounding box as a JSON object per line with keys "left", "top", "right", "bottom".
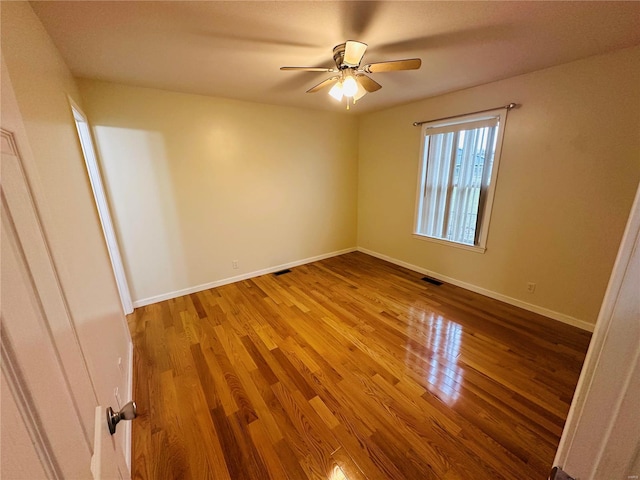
{"left": 232, "top": 260, "right": 239, "bottom": 269}
{"left": 526, "top": 282, "right": 536, "bottom": 293}
{"left": 117, "top": 356, "right": 123, "bottom": 374}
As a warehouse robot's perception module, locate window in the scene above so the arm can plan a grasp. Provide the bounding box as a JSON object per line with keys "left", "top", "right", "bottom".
{"left": 414, "top": 109, "right": 507, "bottom": 252}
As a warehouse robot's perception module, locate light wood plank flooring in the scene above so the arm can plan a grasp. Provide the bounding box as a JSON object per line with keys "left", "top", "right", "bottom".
{"left": 127, "top": 252, "right": 591, "bottom": 479}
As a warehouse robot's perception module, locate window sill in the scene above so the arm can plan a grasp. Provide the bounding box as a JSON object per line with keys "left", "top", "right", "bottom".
{"left": 412, "top": 233, "right": 486, "bottom": 253}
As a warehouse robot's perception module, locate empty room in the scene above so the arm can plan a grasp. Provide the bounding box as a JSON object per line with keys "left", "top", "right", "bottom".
{"left": 1, "top": 1, "right": 639, "bottom": 479}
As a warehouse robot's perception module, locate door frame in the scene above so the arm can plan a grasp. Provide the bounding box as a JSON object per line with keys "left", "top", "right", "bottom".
{"left": 69, "top": 99, "right": 133, "bottom": 315}
{"left": 553, "top": 182, "right": 640, "bottom": 478}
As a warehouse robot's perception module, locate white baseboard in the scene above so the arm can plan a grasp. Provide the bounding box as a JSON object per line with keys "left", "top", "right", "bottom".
{"left": 132, "top": 247, "right": 357, "bottom": 308}
{"left": 357, "top": 247, "right": 595, "bottom": 332}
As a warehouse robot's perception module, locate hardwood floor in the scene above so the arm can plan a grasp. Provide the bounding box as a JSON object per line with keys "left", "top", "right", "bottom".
{"left": 127, "top": 252, "right": 591, "bottom": 480}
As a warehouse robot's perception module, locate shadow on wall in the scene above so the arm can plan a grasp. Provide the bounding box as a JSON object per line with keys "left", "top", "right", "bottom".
{"left": 86, "top": 87, "right": 359, "bottom": 305}
{"left": 92, "top": 126, "right": 188, "bottom": 302}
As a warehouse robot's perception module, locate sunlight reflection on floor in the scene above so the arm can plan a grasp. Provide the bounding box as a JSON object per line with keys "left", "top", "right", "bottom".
{"left": 329, "top": 463, "right": 349, "bottom": 480}
{"left": 406, "top": 308, "right": 464, "bottom": 404}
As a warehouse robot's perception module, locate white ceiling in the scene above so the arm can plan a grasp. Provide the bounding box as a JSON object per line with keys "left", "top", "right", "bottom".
{"left": 32, "top": 1, "right": 640, "bottom": 114}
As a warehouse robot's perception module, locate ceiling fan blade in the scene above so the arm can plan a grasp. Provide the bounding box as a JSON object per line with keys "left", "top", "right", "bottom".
{"left": 281, "top": 66, "right": 335, "bottom": 72}
{"left": 306, "top": 76, "right": 340, "bottom": 93}
{"left": 356, "top": 74, "right": 382, "bottom": 93}
{"left": 343, "top": 40, "right": 368, "bottom": 67}
{"left": 364, "top": 58, "right": 422, "bottom": 73}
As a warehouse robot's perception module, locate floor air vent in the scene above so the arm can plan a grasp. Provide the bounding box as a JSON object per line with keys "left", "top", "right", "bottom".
{"left": 422, "top": 276, "right": 443, "bottom": 286}
{"left": 274, "top": 269, "right": 292, "bottom": 276}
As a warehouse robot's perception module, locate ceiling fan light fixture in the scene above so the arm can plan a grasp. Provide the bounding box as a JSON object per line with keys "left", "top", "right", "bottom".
{"left": 328, "top": 82, "right": 344, "bottom": 101}
{"left": 353, "top": 80, "right": 367, "bottom": 102}
{"left": 282, "top": 39, "right": 422, "bottom": 108}
{"left": 342, "top": 74, "right": 358, "bottom": 97}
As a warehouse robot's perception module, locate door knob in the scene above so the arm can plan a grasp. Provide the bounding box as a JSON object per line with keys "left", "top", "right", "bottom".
{"left": 549, "top": 467, "right": 576, "bottom": 480}
{"left": 106, "top": 401, "right": 137, "bottom": 435}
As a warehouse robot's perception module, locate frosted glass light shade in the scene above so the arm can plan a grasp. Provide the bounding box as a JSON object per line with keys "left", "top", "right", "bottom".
{"left": 353, "top": 80, "right": 367, "bottom": 102}
{"left": 342, "top": 76, "right": 358, "bottom": 97}
{"left": 328, "top": 82, "right": 344, "bottom": 101}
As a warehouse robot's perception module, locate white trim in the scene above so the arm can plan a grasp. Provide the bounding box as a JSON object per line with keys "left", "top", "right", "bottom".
{"left": 475, "top": 108, "right": 508, "bottom": 250}
{"left": 133, "top": 247, "right": 357, "bottom": 308}
{"left": 357, "top": 246, "right": 595, "bottom": 332}
{"left": 412, "top": 233, "right": 486, "bottom": 253}
{"left": 413, "top": 107, "right": 509, "bottom": 251}
{"left": 123, "top": 340, "right": 133, "bottom": 474}
{"left": 69, "top": 99, "right": 134, "bottom": 315}
{"left": 90, "top": 406, "right": 102, "bottom": 480}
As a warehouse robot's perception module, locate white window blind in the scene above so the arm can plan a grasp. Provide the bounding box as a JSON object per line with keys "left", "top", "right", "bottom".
{"left": 415, "top": 112, "right": 504, "bottom": 250}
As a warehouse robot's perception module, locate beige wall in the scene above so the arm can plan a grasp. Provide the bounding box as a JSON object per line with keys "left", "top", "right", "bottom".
{"left": 12, "top": 0, "right": 634, "bottom": 328}
{"left": 358, "top": 46, "right": 640, "bottom": 326}
{"left": 1, "top": 0, "right": 131, "bottom": 462}
{"left": 77, "top": 80, "right": 359, "bottom": 304}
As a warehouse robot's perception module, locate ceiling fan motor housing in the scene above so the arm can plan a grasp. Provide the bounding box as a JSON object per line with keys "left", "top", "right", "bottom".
{"left": 333, "top": 43, "right": 348, "bottom": 69}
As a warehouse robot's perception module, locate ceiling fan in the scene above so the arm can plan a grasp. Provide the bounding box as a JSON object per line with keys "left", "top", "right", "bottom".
{"left": 280, "top": 40, "right": 421, "bottom": 108}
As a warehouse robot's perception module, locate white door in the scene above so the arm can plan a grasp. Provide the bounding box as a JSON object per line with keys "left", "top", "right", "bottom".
{"left": 1, "top": 126, "right": 126, "bottom": 479}
{"left": 553, "top": 184, "right": 640, "bottom": 479}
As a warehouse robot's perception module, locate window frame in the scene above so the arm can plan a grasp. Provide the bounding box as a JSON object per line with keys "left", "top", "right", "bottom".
{"left": 412, "top": 108, "right": 508, "bottom": 253}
